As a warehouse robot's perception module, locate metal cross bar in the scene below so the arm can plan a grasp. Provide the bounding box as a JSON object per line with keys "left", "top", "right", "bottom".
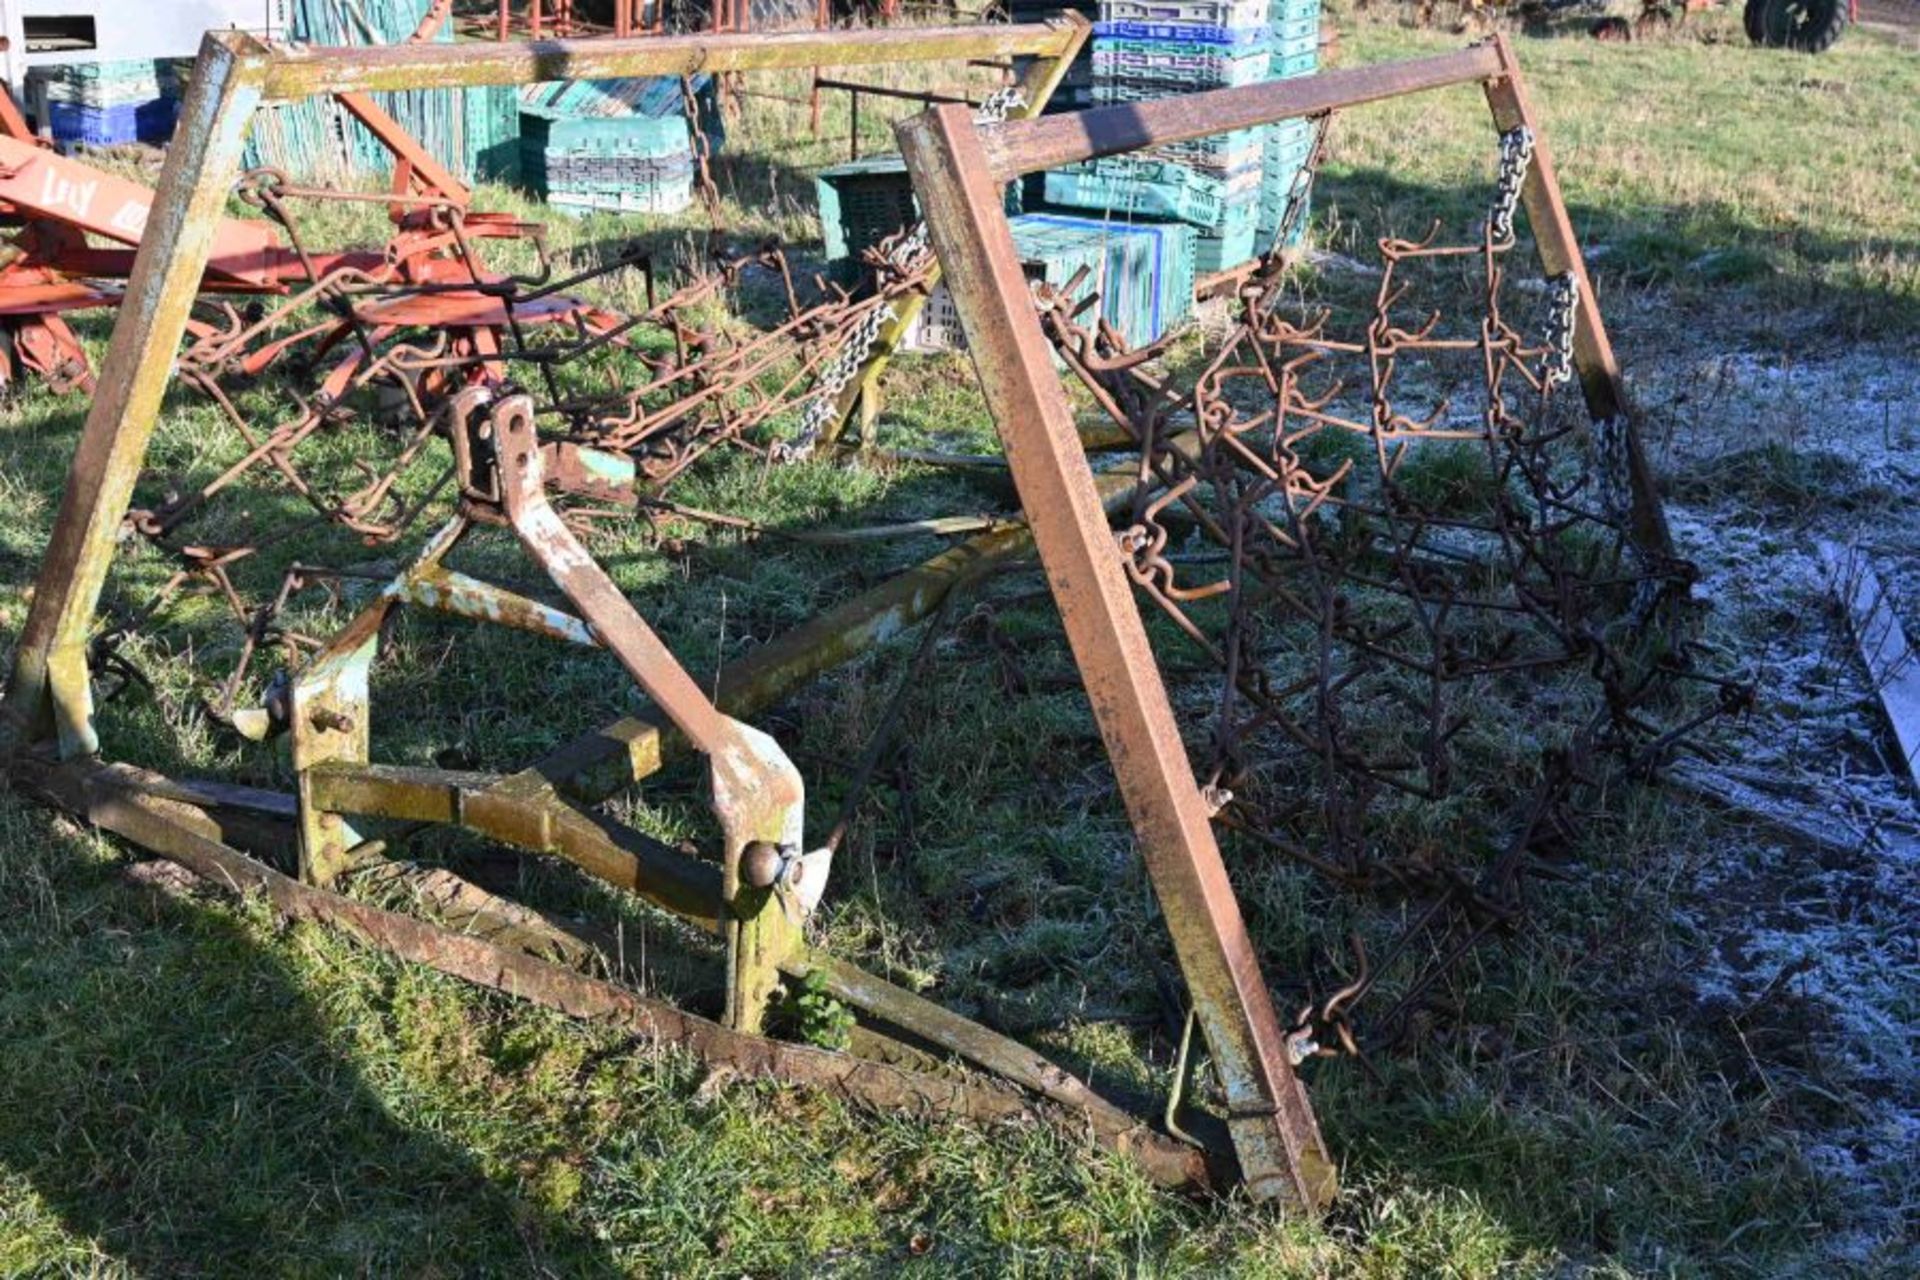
{"left": 260, "top": 21, "right": 1088, "bottom": 98}
{"left": 978, "top": 45, "right": 1503, "bottom": 180}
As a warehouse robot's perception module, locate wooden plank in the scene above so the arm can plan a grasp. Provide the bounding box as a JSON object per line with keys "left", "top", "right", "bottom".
{"left": 1819, "top": 540, "right": 1920, "bottom": 790}
{"left": 1667, "top": 761, "right": 1885, "bottom": 856}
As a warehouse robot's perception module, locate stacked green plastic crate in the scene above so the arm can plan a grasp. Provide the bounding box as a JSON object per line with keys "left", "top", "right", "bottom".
{"left": 517, "top": 76, "right": 721, "bottom": 218}
{"left": 811, "top": 158, "right": 1193, "bottom": 349}
{"left": 245, "top": 0, "right": 509, "bottom": 186}
{"left": 1258, "top": 0, "right": 1321, "bottom": 248}
{"left": 1046, "top": 0, "right": 1271, "bottom": 275}
{"left": 903, "top": 213, "right": 1196, "bottom": 352}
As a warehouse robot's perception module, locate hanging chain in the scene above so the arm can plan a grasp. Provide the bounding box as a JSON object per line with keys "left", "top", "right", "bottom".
{"left": 1266, "top": 111, "right": 1333, "bottom": 262}
{"left": 683, "top": 75, "right": 723, "bottom": 227}
{"left": 781, "top": 87, "right": 1028, "bottom": 460}
{"left": 1541, "top": 271, "right": 1579, "bottom": 390}
{"left": 1587, "top": 412, "right": 1633, "bottom": 525}
{"left": 1486, "top": 125, "right": 1535, "bottom": 246}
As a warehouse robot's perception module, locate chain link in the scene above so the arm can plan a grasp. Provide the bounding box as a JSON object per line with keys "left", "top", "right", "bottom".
{"left": 1264, "top": 112, "right": 1332, "bottom": 262}
{"left": 1486, "top": 125, "right": 1535, "bottom": 246}
{"left": 1587, "top": 412, "right": 1633, "bottom": 525}
{"left": 683, "top": 75, "right": 723, "bottom": 228}
{"left": 781, "top": 87, "right": 1028, "bottom": 460}
{"left": 1541, "top": 271, "right": 1579, "bottom": 390}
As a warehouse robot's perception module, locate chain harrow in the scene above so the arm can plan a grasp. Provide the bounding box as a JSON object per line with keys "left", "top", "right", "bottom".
{"left": 1023, "top": 120, "right": 1746, "bottom": 1061}
{"left": 101, "top": 166, "right": 941, "bottom": 727}
{"left": 91, "top": 95, "right": 1746, "bottom": 1079}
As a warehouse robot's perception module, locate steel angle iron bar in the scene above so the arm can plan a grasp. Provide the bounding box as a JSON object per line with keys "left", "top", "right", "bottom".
{"left": 895, "top": 36, "right": 1678, "bottom": 1210}
{"left": 0, "top": 14, "right": 1233, "bottom": 1202}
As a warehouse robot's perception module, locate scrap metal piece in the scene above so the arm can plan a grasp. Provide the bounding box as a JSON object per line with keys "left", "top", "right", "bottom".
{"left": 1819, "top": 541, "right": 1920, "bottom": 791}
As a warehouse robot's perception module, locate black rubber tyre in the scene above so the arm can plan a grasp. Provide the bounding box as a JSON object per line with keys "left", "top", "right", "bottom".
{"left": 1744, "top": 0, "right": 1770, "bottom": 42}
{"left": 1760, "top": 0, "right": 1848, "bottom": 51}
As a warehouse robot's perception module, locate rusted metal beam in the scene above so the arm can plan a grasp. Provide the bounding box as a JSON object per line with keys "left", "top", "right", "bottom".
{"left": 1481, "top": 35, "right": 1673, "bottom": 562}
{"left": 305, "top": 761, "right": 726, "bottom": 930}
{"left": 980, "top": 44, "right": 1502, "bottom": 180}
{"left": 531, "top": 435, "right": 1196, "bottom": 806}
{"left": 22, "top": 755, "right": 1209, "bottom": 1192}
{"left": 334, "top": 90, "right": 471, "bottom": 205}
{"left": 0, "top": 31, "right": 270, "bottom": 758}
{"left": 897, "top": 103, "right": 1335, "bottom": 1211}
{"left": 260, "top": 21, "right": 1088, "bottom": 98}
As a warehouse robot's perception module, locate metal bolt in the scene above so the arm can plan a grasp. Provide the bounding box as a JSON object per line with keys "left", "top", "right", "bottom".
{"left": 309, "top": 708, "right": 354, "bottom": 734}
{"left": 740, "top": 840, "right": 786, "bottom": 889}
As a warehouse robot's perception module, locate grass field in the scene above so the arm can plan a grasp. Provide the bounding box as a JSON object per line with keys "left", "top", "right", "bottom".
{"left": 1, "top": 7, "right": 1916, "bottom": 1277}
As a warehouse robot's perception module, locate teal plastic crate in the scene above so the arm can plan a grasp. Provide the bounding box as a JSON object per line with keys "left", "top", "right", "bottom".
{"left": 1092, "top": 41, "right": 1272, "bottom": 86}
{"left": 910, "top": 211, "right": 1195, "bottom": 351}
{"left": 1086, "top": 152, "right": 1262, "bottom": 197}
{"left": 1272, "top": 13, "right": 1319, "bottom": 42}
{"left": 1265, "top": 129, "right": 1314, "bottom": 172}
{"left": 1046, "top": 161, "right": 1247, "bottom": 227}
{"left": 817, "top": 155, "right": 1020, "bottom": 266}
{"left": 1259, "top": 185, "right": 1312, "bottom": 236}
{"left": 1195, "top": 225, "right": 1259, "bottom": 275}
{"left": 1137, "top": 125, "right": 1266, "bottom": 176}
{"left": 1269, "top": 116, "right": 1315, "bottom": 148}
{"left": 816, "top": 156, "right": 922, "bottom": 266}
{"left": 548, "top": 185, "right": 697, "bottom": 218}
{"left": 1272, "top": 30, "right": 1319, "bottom": 59}
{"left": 1271, "top": 49, "right": 1318, "bottom": 78}
{"left": 1019, "top": 212, "right": 1196, "bottom": 340}
{"left": 1017, "top": 217, "right": 1149, "bottom": 344}
{"left": 519, "top": 105, "right": 690, "bottom": 158}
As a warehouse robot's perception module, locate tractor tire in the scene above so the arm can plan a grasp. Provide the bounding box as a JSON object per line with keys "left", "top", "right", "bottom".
{"left": 1758, "top": 0, "right": 1847, "bottom": 50}
{"left": 1744, "top": 0, "right": 1769, "bottom": 41}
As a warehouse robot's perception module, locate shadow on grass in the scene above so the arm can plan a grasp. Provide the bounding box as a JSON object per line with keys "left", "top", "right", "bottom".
{"left": 0, "top": 799, "right": 620, "bottom": 1276}
{"left": 1317, "top": 164, "right": 1920, "bottom": 337}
